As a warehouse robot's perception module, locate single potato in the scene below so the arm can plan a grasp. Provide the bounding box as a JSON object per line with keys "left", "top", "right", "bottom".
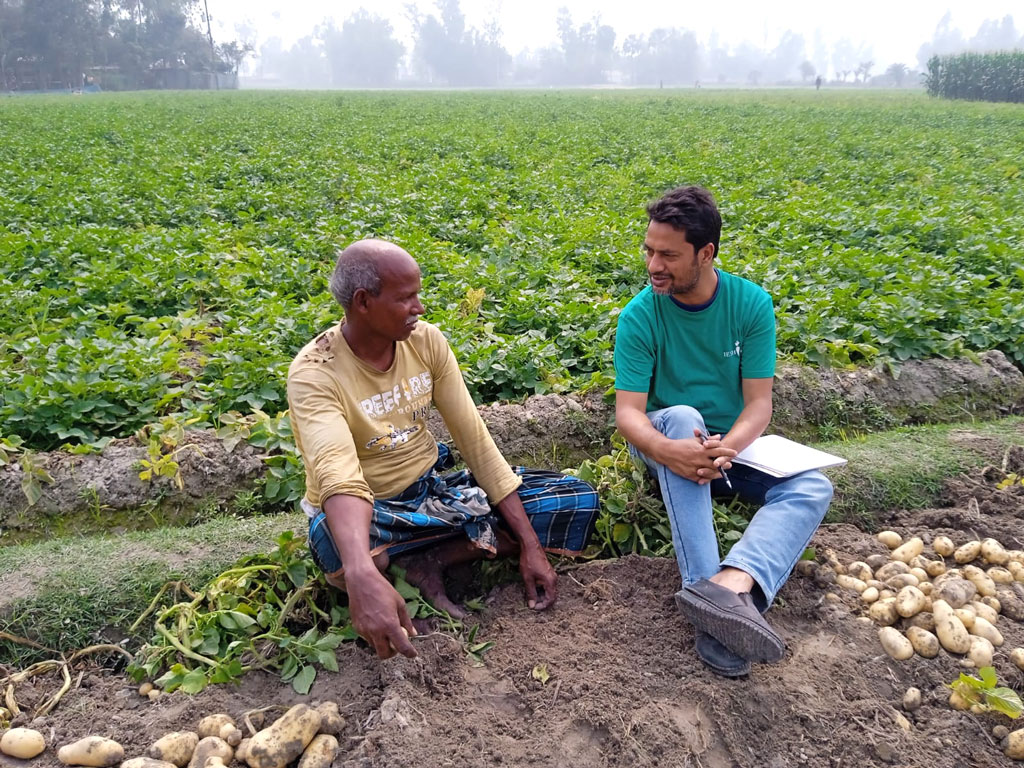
{"left": 57, "top": 737, "right": 124, "bottom": 767}
{"left": 1, "top": 728, "right": 46, "bottom": 759}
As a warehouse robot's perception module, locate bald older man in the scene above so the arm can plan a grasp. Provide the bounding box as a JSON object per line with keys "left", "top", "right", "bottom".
{"left": 287, "top": 240, "right": 599, "bottom": 659}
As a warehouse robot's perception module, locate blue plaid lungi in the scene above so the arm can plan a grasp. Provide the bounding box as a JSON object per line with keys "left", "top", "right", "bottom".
{"left": 305, "top": 444, "right": 599, "bottom": 575}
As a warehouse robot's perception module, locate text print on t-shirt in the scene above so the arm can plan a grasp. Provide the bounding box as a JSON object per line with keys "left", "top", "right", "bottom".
{"left": 358, "top": 371, "right": 433, "bottom": 419}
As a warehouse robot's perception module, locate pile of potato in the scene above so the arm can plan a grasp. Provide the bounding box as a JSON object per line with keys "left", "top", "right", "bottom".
{"left": 0, "top": 701, "right": 345, "bottom": 768}
{"left": 805, "top": 531, "right": 1024, "bottom": 759}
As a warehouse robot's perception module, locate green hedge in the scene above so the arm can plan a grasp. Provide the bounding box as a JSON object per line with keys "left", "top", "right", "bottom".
{"left": 926, "top": 51, "right": 1024, "bottom": 103}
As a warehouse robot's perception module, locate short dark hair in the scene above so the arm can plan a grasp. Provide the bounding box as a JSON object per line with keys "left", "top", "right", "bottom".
{"left": 646, "top": 186, "right": 722, "bottom": 258}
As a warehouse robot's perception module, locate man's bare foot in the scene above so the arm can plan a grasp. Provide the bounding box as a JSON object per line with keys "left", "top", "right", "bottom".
{"left": 401, "top": 552, "right": 469, "bottom": 619}
{"left": 709, "top": 566, "right": 756, "bottom": 595}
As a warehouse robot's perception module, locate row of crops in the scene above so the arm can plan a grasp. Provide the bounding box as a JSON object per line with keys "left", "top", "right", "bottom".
{"left": 926, "top": 51, "right": 1024, "bottom": 103}
{"left": 2, "top": 89, "right": 1024, "bottom": 450}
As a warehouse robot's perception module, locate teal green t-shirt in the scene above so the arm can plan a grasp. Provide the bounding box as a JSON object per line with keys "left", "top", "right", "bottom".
{"left": 613, "top": 269, "right": 776, "bottom": 434}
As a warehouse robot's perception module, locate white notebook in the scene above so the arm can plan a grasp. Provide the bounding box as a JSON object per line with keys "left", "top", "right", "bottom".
{"left": 732, "top": 435, "right": 847, "bottom": 478}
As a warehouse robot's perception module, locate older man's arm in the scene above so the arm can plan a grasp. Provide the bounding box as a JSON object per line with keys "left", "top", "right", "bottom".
{"left": 288, "top": 369, "right": 416, "bottom": 658}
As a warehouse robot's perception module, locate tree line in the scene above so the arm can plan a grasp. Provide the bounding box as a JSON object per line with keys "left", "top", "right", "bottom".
{"left": 0, "top": 0, "right": 250, "bottom": 91}
{"left": 253, "top": 2, "right": 1022, "bottom": 90}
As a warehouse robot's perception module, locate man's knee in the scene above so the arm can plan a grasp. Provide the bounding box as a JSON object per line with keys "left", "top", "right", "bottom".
{"left": 650, "top": 404, "right": 706, "bottom": 439}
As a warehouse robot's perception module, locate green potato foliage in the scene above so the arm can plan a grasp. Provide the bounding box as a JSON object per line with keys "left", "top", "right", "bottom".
{"left": 2, "top": 90, "right": 1023, "bottom": 450}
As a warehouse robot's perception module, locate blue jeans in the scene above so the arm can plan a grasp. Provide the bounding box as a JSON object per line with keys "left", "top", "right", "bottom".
{"left": 633, "top": 405, "right": 833, "bottom": 609}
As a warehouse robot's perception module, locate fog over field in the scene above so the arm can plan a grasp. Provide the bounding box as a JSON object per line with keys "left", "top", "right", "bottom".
{"left": 204, "top": 0, "right": 1024, "bottom": 87}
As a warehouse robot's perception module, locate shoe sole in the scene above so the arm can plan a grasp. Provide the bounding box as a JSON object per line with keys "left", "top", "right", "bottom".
{"left": 675, "top": 589, "right": 786, "bottom": 663}
{"left": 700, "top": 657, "right": 751, "bottom": 677}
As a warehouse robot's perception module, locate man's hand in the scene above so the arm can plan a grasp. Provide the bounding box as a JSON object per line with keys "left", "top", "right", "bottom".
{"left": 519, "top": 543, "right": 558, "bottom": 610}
{"left": 345, "top": 567, "right": 418, "bottom": 659}
{"left": 656, "top": 431, "right": 736, "bottom": 485}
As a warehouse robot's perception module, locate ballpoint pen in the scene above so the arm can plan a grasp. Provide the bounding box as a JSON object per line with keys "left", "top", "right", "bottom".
{"left": 698, "top": 428, "right": 733, "bottom": 490}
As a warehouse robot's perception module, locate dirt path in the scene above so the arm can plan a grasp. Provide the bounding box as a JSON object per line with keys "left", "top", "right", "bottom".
{"left": 9, "top": 470, "right": 1024, "bottom": 768}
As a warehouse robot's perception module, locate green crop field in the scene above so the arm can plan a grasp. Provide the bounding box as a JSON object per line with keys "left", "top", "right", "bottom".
{"left": 2, "top": 89, "right": 1023, "bottom": 451}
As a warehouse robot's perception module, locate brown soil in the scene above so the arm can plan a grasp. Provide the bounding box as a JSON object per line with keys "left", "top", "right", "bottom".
{"left": 7, "top": 471, "right": 1024, "bottom": 768}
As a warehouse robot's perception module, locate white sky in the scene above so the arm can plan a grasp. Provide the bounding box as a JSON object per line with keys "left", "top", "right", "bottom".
{"left": 207, "top": 0, "right": 1020, "bottom": 71}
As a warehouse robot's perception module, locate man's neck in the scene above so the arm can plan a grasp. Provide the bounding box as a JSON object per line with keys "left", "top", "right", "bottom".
{"left": 672, "top": 266, "right": 719, "bottom": 306}
{"left": 341, "top": 320, "right": 395, "bottom": 371}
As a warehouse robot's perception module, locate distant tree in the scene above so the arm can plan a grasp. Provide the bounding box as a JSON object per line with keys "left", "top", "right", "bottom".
{"left": 625, "top": 27, "right": 698, "bottom": 86}
{"left": 323, "top": 11, "right": 403, "bottom": 87}
{"left": 217, "top": 40, "right": 252, "bottom": 75}
{"left": 550, "top": 8, "right": 616, "bottom": 85}
{"left": 766, "top": 30, "right": 805, "bottom": 81}
{"left": 410, "top": 0, "right": 509, "bottom": 86}
{"left": 885, "top": 62, "right": 909, "bottom": 87}
{"left": 799, "top": 60, "right": 815, "bottom": 82}
{"left": 855, "top": 59, "right": 873, "bottom": 83}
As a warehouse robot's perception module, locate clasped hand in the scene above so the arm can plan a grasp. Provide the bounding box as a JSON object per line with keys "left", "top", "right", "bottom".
{"left": 658, "top": 428, "right": 736, "bottom": 485}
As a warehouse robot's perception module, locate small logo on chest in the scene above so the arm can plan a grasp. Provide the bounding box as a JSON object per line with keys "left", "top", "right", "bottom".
{"left": 723, "top": 340, "right": 742, "bottom": 358}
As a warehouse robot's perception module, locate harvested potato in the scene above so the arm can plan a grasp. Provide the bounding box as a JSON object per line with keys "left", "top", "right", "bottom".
{"left": 934, "top": 577, "right": 977, "bottom": 609}
{"left": 885, "top": 574, "right": 920, "bottom": 591}
{"left": 891, "top": 537, "right": 924, "bottom": 564}
{"left": 148, "top": 689, "right": 161, "bottom": 702}
{"left": 877, "top": 531, "right": 903, "bottom": 549}
{"left": 982, "top": 538, "right": 1010, "bottom": 566}
{"left": 297, "top": 735, "right": 339, "bottom": 768}
{"left": 139, "top": 682, "right": 154, "bottom": 697}
{"left": 933, "top": 599, "right": 971, "bottom": 654}
{"left": 971, "top": 616, "right": 1004, "bottom": 647}
{"left": 906, "top": 612, "right": 936, "bottom": 632}
{"left": 895, "top": 586, "right": 927, "bottom": 618}
{"left": 1008, "top": 550, "right": 1024, "bottom": 565}
{"left": 836, "top": 574, "right": 867, "bottom": 593}
{"left": 314, "top": 702, "right": 345, "bottom": 736}
{"left": 933, "top": 536, "right": 955, "bottom": 557}
{"left": 795, "top": 560, "right": 817, "bottom": 577}
{"left": 844, "top": 561, "right": 872, "bottom": 581}
{"left": 865, "top": 554, "right": 889, "bottom": 571}
{"left": 910, "top": 567, "right": 929, "bottom": 584}
{"left": 235, "top": 740, "right": 250, "bottom": 764}
{"left": 923, "top": 559, "right": 947, "bottom": 578}
{"left": 245, "top": 704, "right": 322, "bottom": 768}
{"left": 982, "top": 595, "right": 1002, "bottom": 613}
{"left": 148, "top": 732, "right": 199, "bottom": 768}
{"left": 1, "top": 728, "right": 46, "bottom": 759}
{"left": 1009, "top": 562, "right": 1024, "bottom": 582}
{"left": 964, "top": 566, "right": 997, "bottom": 597}
{"left": 1006, "top": 729, "right": 1024, "bottom": 760}
{"left": 879, "top": 627, "right": 914, "bottom": 660}
{"left": 954, "top": 606, "right": 976, "bottom": 630}
{"left": 955, "top": 540, "right": 982, "bottom": 564}
{"left": 1010, "top": 648, "right": 1024, "bottom": 671}
{"left": 902, "top": 687, "right": 922, "bottom": 712}
{"left": 823, "top": 548, "right": 845, "bottom": 574}
{"left": 906, "top": 626, "right": 940, "bottom": 658}
{"left": 949, "top": 690, "right": 970, "bottom": 711}
{"left": 989, "top": 567, "right": 1015, "bottom": 584}
{"left": 198, "top": 716, "right": 234, "bottom": 740}
{"left": 918, "top": 581, "right": 934, "bottom": 596}
{"left": 972, "top": 600, "right": 1000, "bottom": 625}
{"left": 998, "top": 590, "right": 1024, "bottom": 622}
{"left": 969, "top": 635, "right": 995, "bottom": 668}
{"left": 122, "top": 759, "right": 178, "bottom": 768}
{"left": 869, "top": 598, "right": 899, "bottom": 626}
{"left": 186, "top": 738, "right": 231, "bottom": 768}
{"left": 861, "top": 587, "right": 880, "bottom": 604}
{"left": 57, "top": 737, "right": 124, "bottom": 767}
{"left": 875, "top": 562, "right": 910, "bottom": 581}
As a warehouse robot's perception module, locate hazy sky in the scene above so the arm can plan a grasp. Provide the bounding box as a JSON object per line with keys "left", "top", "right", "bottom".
{"left": 208, "top": 1, "right": 1020, "bottom": 70}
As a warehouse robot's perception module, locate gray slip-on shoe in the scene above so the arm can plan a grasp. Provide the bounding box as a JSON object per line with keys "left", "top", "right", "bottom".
{"left": 675, "top": 578, "right": 786, "bottom": 663}
{"left": 694, "top": 631, "right": 751, "bottom": 677}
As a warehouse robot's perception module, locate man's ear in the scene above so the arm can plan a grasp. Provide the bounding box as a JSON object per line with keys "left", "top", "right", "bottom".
{"left": 350, "top": 288, "right": 371, "bottom": 314}
{"left": 698, "top": 242, "right": 716, "bottom": 263}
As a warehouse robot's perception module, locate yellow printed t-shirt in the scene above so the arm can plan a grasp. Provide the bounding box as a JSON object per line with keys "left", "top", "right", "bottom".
{"left": 287, "top": 320, "right": 522, "bottom": 507}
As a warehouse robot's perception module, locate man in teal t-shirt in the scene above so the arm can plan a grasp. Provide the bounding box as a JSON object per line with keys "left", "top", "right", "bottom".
{"left": 614, "top": 186, "right": 833, "bottom": 677}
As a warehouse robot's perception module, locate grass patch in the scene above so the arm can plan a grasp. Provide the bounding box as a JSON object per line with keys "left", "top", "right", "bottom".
{"left": 824, "top": 417, "right": 1024, "bottom": 528}
{"left": 0, "top": 511, "right": 304, "bottom": 666}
